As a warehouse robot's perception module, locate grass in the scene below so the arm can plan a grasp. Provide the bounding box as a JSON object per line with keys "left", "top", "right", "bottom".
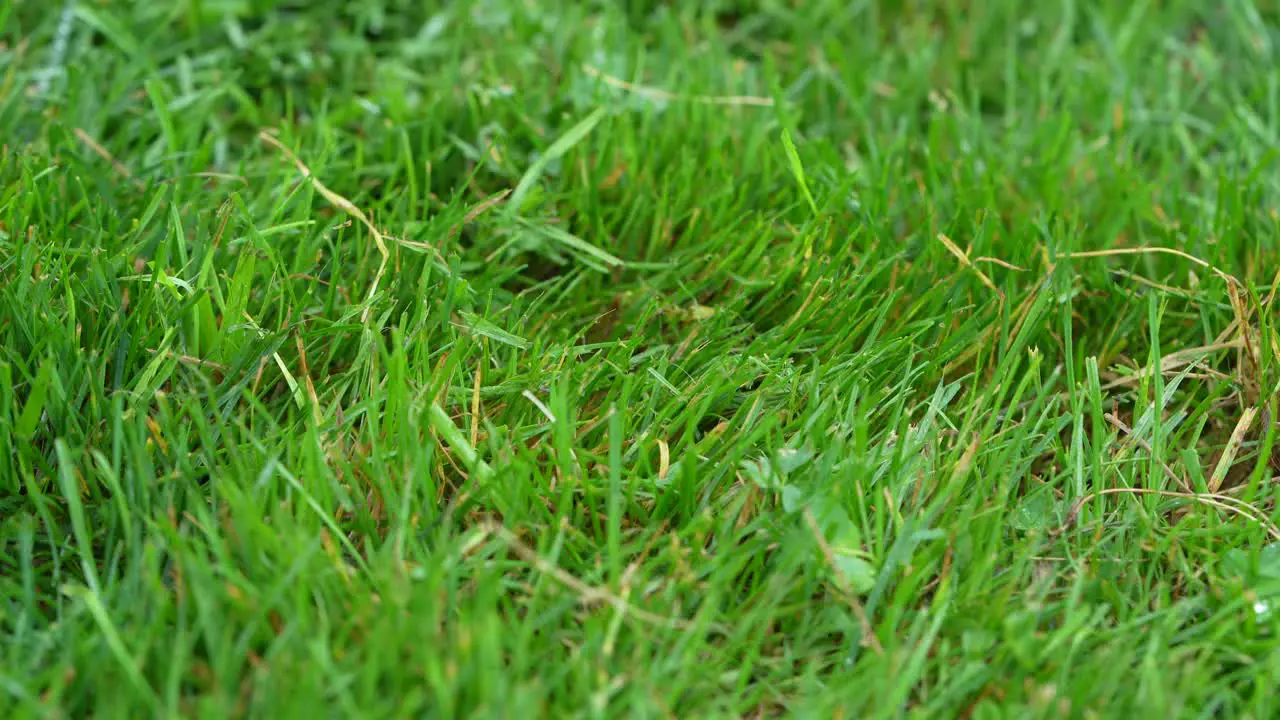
{"left": 5, "top": 0, "right": 1280, "bottom": 716}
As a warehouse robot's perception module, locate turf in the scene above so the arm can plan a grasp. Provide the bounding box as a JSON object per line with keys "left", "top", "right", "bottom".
{"left": 5, "top": 1, "right": 1280, "bottom": 717}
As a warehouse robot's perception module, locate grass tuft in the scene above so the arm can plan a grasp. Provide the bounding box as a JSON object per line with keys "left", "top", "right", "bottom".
{"left": 6, "top": 1, "right": 1280, "bottom": 717}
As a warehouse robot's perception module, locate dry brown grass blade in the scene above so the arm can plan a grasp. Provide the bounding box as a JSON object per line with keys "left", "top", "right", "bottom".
{"left": 1108, "top": 268, "right": 1196, "bottom": 296}
{"left": 144, "top": 348, "right": 227, "bottom": 371}
{"left": 973, "top": 256, "right": 1027, "bottom": 271}
{"left": 1099, "top": 340, "right": 1241, "bottom": 391}
{"left": 294, "top": 334, "right": 322, "bottom": 426}
{"left": 75, "top": 128, "right": 146, "bottom": 191}
{"left": 1064, "top": 246, "right": 1241, "bottom": 287}
{"left": 1105, "top": 413, "right": 1190, "bottom": 492}
{"left": 470, "top": 360, "right": 483, "bottom": 449}
{"left": 1261, "top": 265, "right": 1280, "bottom": 308}
{"left": 258, "top": 129, "right": 389, "bottom": 324}
{"left": 1078, "top": 249, "right": 1257, "bottom": 406}
{"left": 158, "top": 172, "right": 248, "bottom": 186}
{"left": 1053, "top": 487, "right": 1280, "bottom": 542}
{"left": 582, "top": 63, "right": 775, "bottom": 107}
{"left": 942, "top": 265, "right": 1052, "bottom": 376}
{"left": 393, "top": 191, "right": 508, "bottom": 261}
{"left": 461, "top": 188, "right": 511, "bottom": 225}
{"left": 1209, "top": 407, "right": 1259, "bottom": 493}
{"left": 937, "top": 234, "right": 1005, "bottom": 301}
{"left": 950, "top": 434, "right": 980, "bottom": 485}
{"left": 485, "top": 523, "right": 709, "bottom": 631}
{"left": 1227, "top": 282, "right": 1263, "bottom": 404}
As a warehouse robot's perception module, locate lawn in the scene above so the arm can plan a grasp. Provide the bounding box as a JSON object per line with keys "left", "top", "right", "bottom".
{"left": 5, "top": 0, "right": 1280, "bottom": 717}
